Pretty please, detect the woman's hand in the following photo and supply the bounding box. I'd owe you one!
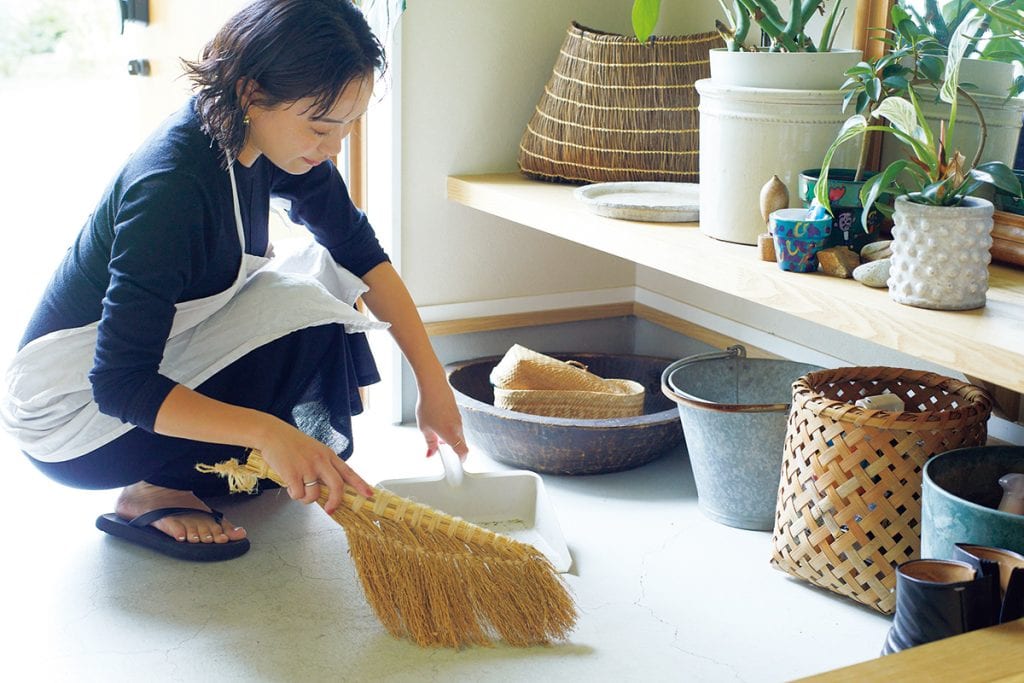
[416,373,469,460]
[254,420,375,513]
[154,384,373,515]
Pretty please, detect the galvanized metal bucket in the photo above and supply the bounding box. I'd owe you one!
[661,345,822,530]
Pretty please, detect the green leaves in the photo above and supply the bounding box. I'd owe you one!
[942,10,986,104]
[875,97,922,140]
[817,1,1023,219]
[631,0,661,43]
[974,161,1024,196]
[860,159,925,217]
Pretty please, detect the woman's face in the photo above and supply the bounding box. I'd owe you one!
[237,74,373,173]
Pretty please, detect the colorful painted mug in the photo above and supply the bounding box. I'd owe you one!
[769,208,832,273]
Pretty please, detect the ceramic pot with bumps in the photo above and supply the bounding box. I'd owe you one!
[888,195,995,310]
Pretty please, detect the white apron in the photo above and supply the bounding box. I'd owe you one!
[1,164,388,463]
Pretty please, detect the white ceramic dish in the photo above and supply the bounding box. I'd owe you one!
[574,181,700,222]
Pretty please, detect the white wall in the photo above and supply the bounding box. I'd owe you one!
[396,0,855,306]
[398,0,720,306]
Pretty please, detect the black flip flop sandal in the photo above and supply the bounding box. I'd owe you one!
[96,507,250,562]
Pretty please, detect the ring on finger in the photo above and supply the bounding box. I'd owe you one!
[304,479,320,487]
[451,438,464,448]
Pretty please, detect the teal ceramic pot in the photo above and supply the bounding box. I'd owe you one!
[799,168,882,252]
[995,169,1024,215]
[769,208,832,273]
[922,446,1024,560]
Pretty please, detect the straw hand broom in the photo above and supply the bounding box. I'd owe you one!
[197,449,577,648]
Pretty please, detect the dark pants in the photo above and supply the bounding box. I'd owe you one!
[29,324,379,497]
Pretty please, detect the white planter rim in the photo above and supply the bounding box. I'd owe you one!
[914,84,1024,110]
[896,194,994,215]
[908,56,1018,97]
[708,48,862,90]
[695,78,850,100]
[709,47,861,56]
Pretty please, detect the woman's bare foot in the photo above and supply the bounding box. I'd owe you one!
[115,482,247,544]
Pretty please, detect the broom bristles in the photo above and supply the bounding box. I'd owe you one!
[197,450,577,648]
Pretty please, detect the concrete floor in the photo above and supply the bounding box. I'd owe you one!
[2,414,892,682]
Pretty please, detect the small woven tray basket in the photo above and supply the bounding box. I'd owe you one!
[769,367,992,614]
[490,345,644,419]
[517,21,721,184]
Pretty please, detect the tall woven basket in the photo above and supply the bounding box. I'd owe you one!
[770,367,992,614]
[517,22,722,184]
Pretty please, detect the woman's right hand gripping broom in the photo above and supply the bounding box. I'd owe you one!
[155,384,373,515]
[253,420,374,514]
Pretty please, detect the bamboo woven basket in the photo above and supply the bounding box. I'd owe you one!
[517,22,722,184]
[770,367,992,614]
[490,345,645,419]
[494,385,645,419]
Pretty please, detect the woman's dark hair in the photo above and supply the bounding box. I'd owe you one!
[183,0,386,162]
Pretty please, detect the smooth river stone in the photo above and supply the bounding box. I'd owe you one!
[860,240,893,262]
[853,258,891,288]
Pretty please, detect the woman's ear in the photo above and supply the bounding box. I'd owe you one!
[236,78,259,111]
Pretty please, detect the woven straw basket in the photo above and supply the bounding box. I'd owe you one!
[517,22,722,184]
[490,345,645,419]
[770,367,992,614]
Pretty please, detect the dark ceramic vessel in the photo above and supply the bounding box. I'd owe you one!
[446,353,683,475]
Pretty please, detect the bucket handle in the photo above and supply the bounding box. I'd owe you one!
[661,344,746,398]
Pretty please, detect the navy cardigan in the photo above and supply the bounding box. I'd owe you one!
[20,98,388,432]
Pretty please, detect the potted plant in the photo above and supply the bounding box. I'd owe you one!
[632,0,859,88]
[906,0,1024,97]
[815,9,1022,310]
[798,6,943,250]
[978,0,1024,38]
[632,1,863,245]
[877,1,1024,169]
[971,0,1024,171]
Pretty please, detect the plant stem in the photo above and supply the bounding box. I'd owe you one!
[737,0,801,51]
[958,86,987,169]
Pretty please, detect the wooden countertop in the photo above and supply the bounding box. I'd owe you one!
[446,173,1024,393]
[793,618,1024,682]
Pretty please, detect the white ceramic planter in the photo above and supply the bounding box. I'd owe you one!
[957,58,1016,97]
[899,56,1016,97]
[696,79,858,244]
[880,88,1024,170]
[708,48,862,90]
[888,195,995,311]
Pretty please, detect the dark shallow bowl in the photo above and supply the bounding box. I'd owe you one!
[446,353,684,475]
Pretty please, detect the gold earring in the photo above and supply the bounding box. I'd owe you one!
[242,114,250,125]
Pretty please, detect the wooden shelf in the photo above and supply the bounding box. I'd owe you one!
[447,173,1024,393]
[794,618,1024,682]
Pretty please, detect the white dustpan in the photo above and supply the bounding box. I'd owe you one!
[377,447,572,573]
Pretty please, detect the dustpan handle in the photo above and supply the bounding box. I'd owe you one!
[438,444,465,488]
